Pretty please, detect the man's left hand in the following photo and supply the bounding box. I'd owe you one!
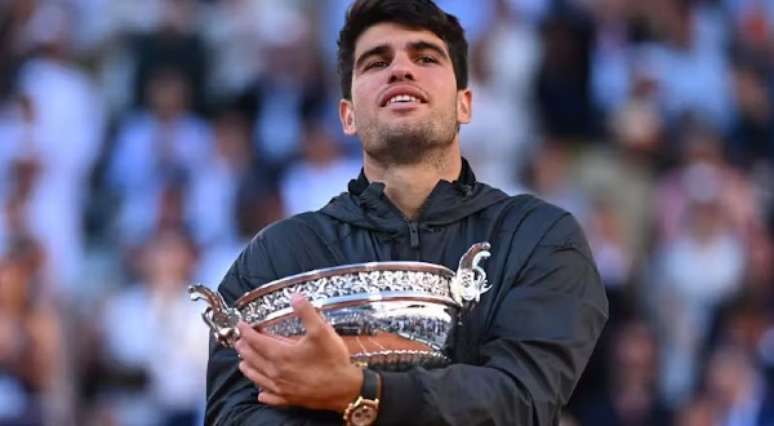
[235,294,363,412]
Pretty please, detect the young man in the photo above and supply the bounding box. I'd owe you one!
[205,1,608,424]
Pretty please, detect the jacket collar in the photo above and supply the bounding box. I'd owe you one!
[347,157,477,200]
[320,158,508,233]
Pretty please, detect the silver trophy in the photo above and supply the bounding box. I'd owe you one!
[190,242,492,371]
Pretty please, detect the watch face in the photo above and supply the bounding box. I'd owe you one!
[349,401,379,426]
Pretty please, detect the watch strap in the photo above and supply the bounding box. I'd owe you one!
[361,368,381,401]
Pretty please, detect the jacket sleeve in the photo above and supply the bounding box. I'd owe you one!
[375,214,609,425]
[204,236,340,426]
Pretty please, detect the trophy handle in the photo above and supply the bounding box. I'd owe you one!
[188,284,243,347]
[450,242,492,307]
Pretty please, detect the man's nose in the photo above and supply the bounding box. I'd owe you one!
[388,55,415,83]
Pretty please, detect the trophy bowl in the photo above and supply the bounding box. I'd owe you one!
[190,242,491,371]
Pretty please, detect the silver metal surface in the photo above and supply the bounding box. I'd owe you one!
[188,286,242,346]
[189,242,492,370]
[261,300,456,350]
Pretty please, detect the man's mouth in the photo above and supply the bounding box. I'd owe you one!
[379,87,428,107]
[386,94,421,105]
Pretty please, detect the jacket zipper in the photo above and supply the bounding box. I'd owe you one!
[408,221,420,249]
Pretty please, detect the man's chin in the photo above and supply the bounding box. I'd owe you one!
[365,130,451,165]
[381,114,424,130]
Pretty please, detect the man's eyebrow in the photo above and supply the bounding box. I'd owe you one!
[407,41,449,60]
[354,44,391,70]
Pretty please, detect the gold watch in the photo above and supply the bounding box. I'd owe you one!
[343,368,381,426]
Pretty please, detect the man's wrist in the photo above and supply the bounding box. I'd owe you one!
[343,368,382,426]
[335,364,365,413]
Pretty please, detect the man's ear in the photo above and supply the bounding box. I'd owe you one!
[456,88,472,125]
[339,99,357,135]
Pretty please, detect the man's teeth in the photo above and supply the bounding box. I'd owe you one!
[388,94,420,104]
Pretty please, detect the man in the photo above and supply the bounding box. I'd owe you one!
[205,0,608,424]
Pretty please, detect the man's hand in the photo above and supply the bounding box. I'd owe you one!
[235,294,363,413]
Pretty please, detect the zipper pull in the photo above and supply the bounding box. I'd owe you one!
[408,222,420,248]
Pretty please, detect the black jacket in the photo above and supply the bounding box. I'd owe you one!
[206,161,609,425]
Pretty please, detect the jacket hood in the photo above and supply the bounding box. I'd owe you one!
[320,158,510,235]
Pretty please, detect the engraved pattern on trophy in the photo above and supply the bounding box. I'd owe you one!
[190,243,492,370]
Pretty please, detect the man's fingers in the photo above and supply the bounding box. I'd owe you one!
[234,335,271,372]
[258,391,290,407]
[238,361,280,395]
[290,294,328,338]
[257,330,295,345]
[237,322,289,358]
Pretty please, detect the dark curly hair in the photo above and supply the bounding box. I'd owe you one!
[336,0,469,100]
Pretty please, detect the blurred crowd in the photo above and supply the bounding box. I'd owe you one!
[0,0,773,425]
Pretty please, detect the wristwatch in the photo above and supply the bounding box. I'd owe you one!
[343,368,381,426]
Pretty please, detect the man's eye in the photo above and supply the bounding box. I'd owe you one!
[418,56,438,64]
[364,61,387,70]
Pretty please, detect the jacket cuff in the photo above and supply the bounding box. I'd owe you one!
[376,371,425,426]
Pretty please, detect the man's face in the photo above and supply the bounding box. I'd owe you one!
[339,23,471,165]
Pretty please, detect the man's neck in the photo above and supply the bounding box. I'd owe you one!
[362,144,462,221]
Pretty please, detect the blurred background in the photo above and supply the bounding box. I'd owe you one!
[0,0,773,425]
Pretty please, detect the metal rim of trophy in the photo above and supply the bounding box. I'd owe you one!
[234,261,458,309]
